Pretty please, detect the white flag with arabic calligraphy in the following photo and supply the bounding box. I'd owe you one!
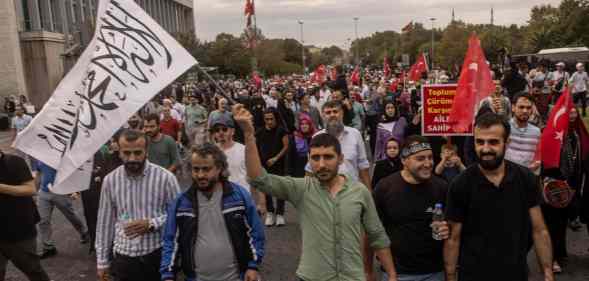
[14,0,197,193]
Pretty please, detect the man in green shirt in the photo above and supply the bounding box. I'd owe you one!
[184,95,208,147]
[233,104,398,281]
[143,114,179,173]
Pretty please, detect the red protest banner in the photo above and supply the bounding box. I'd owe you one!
[421,84,472,136]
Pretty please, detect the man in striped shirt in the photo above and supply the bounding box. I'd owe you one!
[505,92,541,173]
[95,129,181,281]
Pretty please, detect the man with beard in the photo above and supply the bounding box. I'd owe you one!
[96,129,181,281]
[306,100,371,189]
[373,135,450,281]
[143,114,179,173]
[160,143,265,281]
[505,92,541,172]
[210,114,252,194]
[444,112,553,281]
[234,104,398,281]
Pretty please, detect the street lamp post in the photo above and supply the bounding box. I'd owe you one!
[353,17,359,65]
[298,20,305,76]
[429,17,436,70]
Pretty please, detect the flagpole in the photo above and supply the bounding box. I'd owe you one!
[251,0,258,73]
[195,63,236,105]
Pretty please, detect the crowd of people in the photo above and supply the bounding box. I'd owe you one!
[1,60,589,281]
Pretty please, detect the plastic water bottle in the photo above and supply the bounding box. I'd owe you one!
[432,203,444,241]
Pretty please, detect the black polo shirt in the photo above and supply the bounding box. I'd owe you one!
[0,153,39,241]
[446,161,541,281]
[373,172,448,274]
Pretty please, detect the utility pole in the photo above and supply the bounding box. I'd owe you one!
[429,17,436,70]
[298,20,305,76]
[353,17,359,65]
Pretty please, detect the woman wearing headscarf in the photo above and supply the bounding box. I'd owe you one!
[542,107,589,273]
[372,136,402,188]
[373,100,407,162]
[288,114,316,178]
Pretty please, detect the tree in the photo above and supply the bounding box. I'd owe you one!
[208,33,251,76]
[436,21,470,70]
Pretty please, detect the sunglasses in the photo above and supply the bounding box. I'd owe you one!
[210,127,229,133]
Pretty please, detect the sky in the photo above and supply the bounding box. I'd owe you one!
[192,0,563,48]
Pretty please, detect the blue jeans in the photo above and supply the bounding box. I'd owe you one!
[382,271,444,281]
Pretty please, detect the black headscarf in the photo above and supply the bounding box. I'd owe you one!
[381,100,399,123]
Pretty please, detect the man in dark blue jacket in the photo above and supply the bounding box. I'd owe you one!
[161,143,264,281]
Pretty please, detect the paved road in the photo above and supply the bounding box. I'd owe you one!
[2,128,589,281]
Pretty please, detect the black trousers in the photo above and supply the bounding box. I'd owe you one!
[573,91,587,115]
[112,249,162,281]
[541,205,568,262]
[0,238,50,281]
[81,182,101,250]
[266,194,285,215]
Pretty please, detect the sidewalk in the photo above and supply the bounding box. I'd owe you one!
[0,129,15,153]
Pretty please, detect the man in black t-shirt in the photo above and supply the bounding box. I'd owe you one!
[0,150,50,281]
[374,135,449,281]
[444,113,554,281]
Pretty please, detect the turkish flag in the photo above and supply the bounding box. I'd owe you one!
[351,66,360,85]
[538,87,575,169]
[408,53,428,82]
[448,34,494,133]
[383,56,391,79]
[311,65,326,83]
[244,0,254,15]
[252,71,262,89]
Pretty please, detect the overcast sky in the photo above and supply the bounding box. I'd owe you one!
[192,0,562,48]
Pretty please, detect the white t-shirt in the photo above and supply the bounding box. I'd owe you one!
[224,142,250,193]
[570,71,589,93]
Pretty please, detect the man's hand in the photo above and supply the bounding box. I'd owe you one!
[70,192,80,200]
[412,111,421,125]
[544,271,554,281]
[529,160,541,171]
[266,157,277,167]
[97,268,110,281]
[232,104,255,136]
[244,269,259,281]
[123,219,151,238]
[430,221,450,240]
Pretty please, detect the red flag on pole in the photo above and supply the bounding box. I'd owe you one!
[351,66,360,85]
[311,65,327,83]
[448,34,494,133]
[408,53,428,82]
[383,56,391,79]
[252,71,262,89]
[245,0,255,28]
[537,87,574,169]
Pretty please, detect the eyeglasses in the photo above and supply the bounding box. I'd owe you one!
[210,127,229,133]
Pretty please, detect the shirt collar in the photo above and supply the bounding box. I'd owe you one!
[475,161,516,188]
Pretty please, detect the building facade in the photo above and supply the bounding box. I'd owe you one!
[1,0,194,109]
